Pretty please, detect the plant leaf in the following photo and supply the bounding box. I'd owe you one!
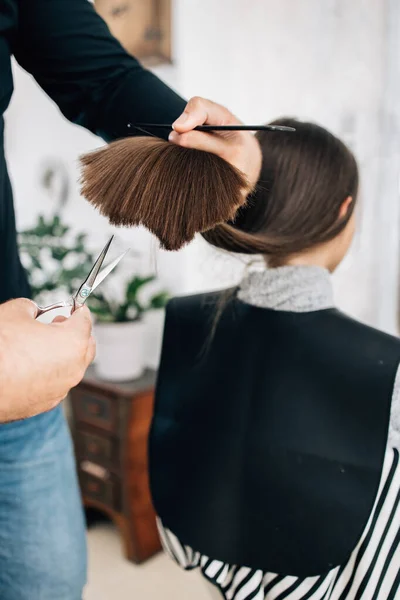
[149,291,169,310]
[126,275,155,302]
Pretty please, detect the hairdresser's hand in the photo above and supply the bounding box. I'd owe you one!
[0,299,96,422]
[169,97,262,193]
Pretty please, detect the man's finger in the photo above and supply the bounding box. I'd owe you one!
[52,315,68,324]
[172,97,209,132]
[172,97,240,133]
[168,129,234,161]
[62,305,93,338]
[1,298,38,320]
[85,335,96,367]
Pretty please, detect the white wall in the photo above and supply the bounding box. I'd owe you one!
[173,0,397,331]
[5,0,400,331]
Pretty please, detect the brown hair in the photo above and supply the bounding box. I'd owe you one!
[202,118,359,263]
[80,137,249,251]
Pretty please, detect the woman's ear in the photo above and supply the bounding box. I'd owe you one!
[338,195,353,219]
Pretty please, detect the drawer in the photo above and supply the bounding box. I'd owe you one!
[71,390,119,433]
[77,430,118,466]
[80,470,120,512]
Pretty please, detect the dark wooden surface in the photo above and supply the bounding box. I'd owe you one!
[69,367,161,563]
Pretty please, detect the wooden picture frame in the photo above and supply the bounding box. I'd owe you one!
[94,0,172,66]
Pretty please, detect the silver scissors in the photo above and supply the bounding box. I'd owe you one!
[35,235,128,319]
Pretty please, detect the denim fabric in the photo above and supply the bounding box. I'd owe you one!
[0,405,86,600]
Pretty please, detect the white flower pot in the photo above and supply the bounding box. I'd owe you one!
[94,321,145,382]
[143,309,166,370]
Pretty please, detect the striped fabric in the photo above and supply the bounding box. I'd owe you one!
[158,447,400,600]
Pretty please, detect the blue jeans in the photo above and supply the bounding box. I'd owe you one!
[0,406,87,600]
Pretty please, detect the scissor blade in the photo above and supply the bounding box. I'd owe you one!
[85,235,114,289]
[91,249,130,293]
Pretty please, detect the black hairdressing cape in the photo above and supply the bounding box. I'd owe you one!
[149,291,400,577]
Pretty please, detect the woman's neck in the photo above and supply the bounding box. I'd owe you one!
[264,248,337,273]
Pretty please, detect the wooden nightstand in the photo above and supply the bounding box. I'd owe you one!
[69,367,161,563]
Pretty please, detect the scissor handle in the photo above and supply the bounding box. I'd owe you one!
[35,300,73,319]
[35,295,90,319]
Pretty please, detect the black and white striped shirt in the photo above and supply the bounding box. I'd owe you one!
[158,267,400,600]
[158,447,400,600]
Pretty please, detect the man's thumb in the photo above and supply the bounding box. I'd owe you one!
[62,306,93,337]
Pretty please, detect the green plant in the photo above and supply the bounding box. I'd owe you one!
[18,214,95,303]
[148,291,170,310]
[19,213,170,321]
[89,275,169,323]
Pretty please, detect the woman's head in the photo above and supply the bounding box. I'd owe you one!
[202,118,359,271]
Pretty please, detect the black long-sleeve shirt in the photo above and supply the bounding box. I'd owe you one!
[0,0,186,303]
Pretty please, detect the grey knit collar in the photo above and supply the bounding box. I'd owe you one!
[238,265,334,312]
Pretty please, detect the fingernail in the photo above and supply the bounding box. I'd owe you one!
[172,112,189,128]
[168,131,179,142]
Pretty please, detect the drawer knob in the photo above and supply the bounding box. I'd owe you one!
[87,481,100,493]
[88,441,99,454]
[81,460,110,481]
